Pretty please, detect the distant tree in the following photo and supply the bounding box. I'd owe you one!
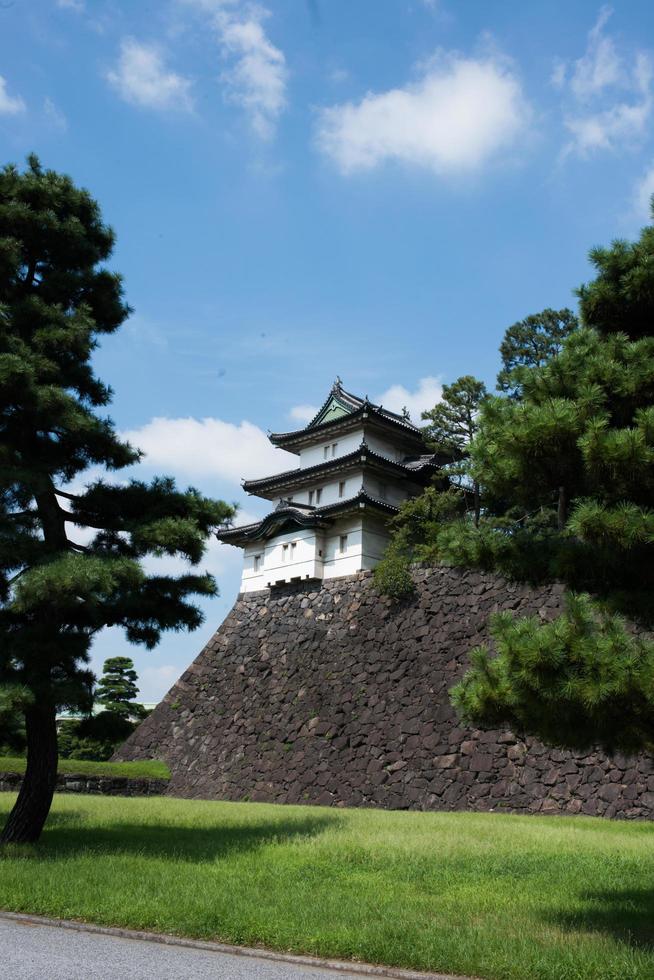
[0,685,28,755]
[96,656,145,719]
[58,710,135,761]
[497,308,578,396]
[0,156,234,843]
[421,375,488,524]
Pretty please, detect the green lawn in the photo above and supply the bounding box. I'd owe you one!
[0,795,652,980]
[0,756,169,780]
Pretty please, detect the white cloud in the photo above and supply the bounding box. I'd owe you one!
[182,0,288,139]
[557,9,653,158]
[375,377,442,423]
[569,5,621,101]
[550,59,567,89]
[106,38,194,112]
[43,97,67,132]
[57,0,85,10]
[139,663,180,701]
[121,416,292,484]
[633,161,654,221]
[0,76,26,115]
[289,404,318,424]
[316,52,530,176]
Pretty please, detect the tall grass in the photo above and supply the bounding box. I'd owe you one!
[0,795,652,980]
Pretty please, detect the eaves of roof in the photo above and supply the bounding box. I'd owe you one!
[242,443,437,496]
[269,402,422,450]
[215,490,399,545]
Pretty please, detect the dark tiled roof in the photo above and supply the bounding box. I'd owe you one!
[242,442,437,495]
[269,381,422,447]
[216,490,399,545]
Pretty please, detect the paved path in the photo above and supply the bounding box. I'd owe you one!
[0,916,365,979]
[0,915,457,980]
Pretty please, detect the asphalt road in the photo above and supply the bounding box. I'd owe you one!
[0,917,367,980]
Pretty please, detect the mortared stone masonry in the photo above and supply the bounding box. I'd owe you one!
[115,566,654,819]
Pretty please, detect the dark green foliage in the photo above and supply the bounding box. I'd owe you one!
[421,375,487,527]
[372,542,414,599]
[421,375,488,459]
[58,711,136,761]
[0,685,28,754]
[497,308,578,396]
[454,329,654,611]
[96,656,145,719]
[578,203,654,340]
[376,212,654,752]
[0,156,234,841]
[451,594,654,754]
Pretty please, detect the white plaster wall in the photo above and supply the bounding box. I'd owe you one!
[273,470,365,509]
[241,541,266,593]
[361,519,392,568]
[322,516,364,580]
[240,512,392,592]
[299,428,364,468]
[365,431,407,462]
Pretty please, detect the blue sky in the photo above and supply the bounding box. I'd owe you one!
[3,0,654,699]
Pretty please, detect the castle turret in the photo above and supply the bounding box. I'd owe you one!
[217,379,440,592]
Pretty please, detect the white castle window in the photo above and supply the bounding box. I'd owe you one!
[340,534,348,554]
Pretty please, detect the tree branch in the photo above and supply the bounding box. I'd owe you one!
[54,489,82,501]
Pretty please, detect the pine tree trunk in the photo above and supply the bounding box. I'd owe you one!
[0,703,58,844]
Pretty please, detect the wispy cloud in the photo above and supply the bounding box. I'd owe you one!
[633,161,654,221]
[106,38,194,112]
[121,415,292,484]
[316,51,530,176]
[556,7,653,158]
[375,377,442,422]
[0,76,26,115]
[43,97,67,132]
[289,404,318,424]
[56,0,85,10]
[181,0,288,139]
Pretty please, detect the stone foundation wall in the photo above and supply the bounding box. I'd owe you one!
[116,566,654,820]
[0,771,168,797]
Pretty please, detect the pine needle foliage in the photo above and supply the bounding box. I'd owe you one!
[379,202,654,752]
[0,156,234,842]
[451,594,654,754]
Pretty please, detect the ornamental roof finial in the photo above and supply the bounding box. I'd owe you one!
[332,375,343,391]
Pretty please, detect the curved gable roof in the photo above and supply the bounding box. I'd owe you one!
[270,380,422,449]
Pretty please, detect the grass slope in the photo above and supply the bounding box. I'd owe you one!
[0,795,652,980]
[0,757,169,780]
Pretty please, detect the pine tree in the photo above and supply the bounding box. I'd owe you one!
[0,157,233,842]
[421,375,487,524]
[95,656,145,719]
[449,211,654,750]
[496,307,578,396]
[451,594,654,754]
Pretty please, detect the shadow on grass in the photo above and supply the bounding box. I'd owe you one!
[14,813,340,864]
[547,889,654,951]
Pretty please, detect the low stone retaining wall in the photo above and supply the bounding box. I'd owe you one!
[0,772,168,797]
